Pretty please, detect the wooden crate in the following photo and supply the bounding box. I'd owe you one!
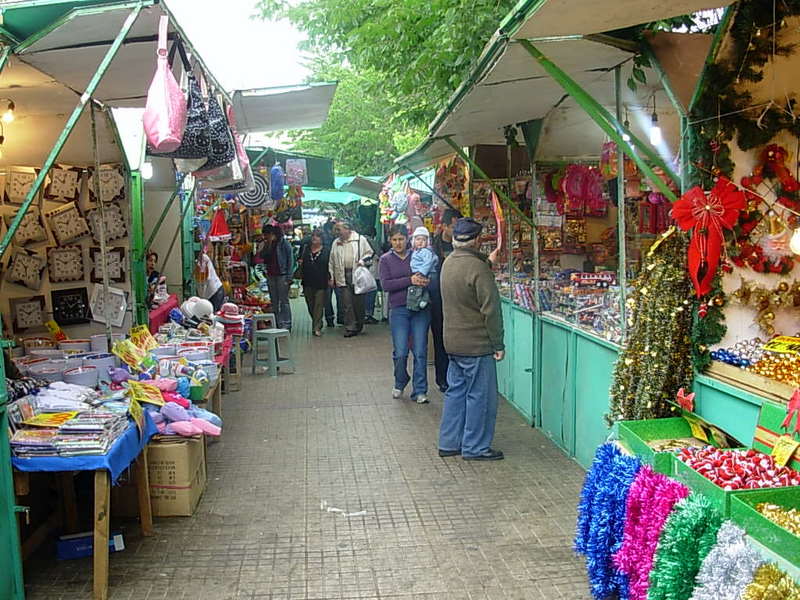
[705,361,794,404]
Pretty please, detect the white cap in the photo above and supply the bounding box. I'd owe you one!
[412,226,430,238]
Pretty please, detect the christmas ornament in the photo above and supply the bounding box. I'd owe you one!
[730,278,800,336]
[648,493,723,600]
[673,178,746,297]
[676,447,800,490]
[207,208,231,242]
[756,503,800,537]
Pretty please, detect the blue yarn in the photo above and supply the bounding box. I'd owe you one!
[575,443,642,600]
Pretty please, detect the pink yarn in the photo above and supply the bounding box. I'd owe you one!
[613,466,689,600]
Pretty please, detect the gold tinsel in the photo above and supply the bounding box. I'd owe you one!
[743,563,800,600]
[756,503,800,537]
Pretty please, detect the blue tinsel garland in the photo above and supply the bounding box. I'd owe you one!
[575,443,642,600]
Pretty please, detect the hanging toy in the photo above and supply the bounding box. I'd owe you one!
[270,162,285,201]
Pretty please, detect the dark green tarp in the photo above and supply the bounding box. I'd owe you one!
[246,147,335,190]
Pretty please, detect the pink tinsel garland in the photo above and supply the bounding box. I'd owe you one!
[613,466,689,600]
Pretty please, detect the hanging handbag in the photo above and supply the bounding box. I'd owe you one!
[151,40,210,165]
[198,93,236,171]
[143,16,187,153]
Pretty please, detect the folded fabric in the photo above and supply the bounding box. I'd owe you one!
[176,377,191,398]
[156,421,167,434]
[189,406,222,427]
[161,402,191,422]
[140,378,177,392]
[165,420,203,436]
[190,418,221,436]
[162,391,190,408]
[148,410,165,424]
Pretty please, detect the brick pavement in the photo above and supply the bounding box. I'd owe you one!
[23,301,591,599]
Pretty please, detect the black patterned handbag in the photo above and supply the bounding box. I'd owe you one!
[198,93,236,170]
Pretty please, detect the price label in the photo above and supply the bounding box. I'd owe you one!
[763,336,800,355]
[771,434,800,467]
[130,325,158,351]
[128,396,144,440]
[686,416,710,443]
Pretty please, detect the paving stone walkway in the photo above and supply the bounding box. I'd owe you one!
[24,300,591,599]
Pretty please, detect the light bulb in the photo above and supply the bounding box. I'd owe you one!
[141,161,153,180]
[622,132,631,143]
[790,228,800,255]
[649,112,662,146]
[2,110,13,123]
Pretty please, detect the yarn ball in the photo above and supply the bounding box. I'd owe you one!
[742,563,800,600]
[575,443,641,600]
[613,466,689,600]
[690,521,764,600]
[648,493,722,600]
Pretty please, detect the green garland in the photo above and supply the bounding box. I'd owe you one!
[648,493,723,600]
[691,274,727,372]
[607,232,694,423]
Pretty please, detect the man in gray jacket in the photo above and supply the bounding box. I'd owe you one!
[438,218,505,461]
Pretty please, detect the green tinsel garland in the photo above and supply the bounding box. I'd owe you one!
[691,275,727,373]
[607,232,694,424]
[647,493,723,600]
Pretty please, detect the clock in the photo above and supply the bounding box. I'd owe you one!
[46,202,90,245]
[87,165,125,204]
[48,246,84,283]
[51,287,90,326]
[4,167,39,205]
[90,247,126,283]
[89,285,127,327]
[87,201,127,242]
[6,250,46,290]
[10,296,46,333]
[44,165,82,202]
[5,207,48,246]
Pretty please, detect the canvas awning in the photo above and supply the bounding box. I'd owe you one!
[233,83,337,134]
[339,176,383,199]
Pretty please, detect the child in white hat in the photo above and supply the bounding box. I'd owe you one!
[407,226,438,311]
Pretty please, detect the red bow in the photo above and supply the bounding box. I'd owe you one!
[672,178,746,297]
[782,388,800,434]
[676,387,695,412]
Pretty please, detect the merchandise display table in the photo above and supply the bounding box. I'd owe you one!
[12,415,158,600]
[148,295,179,334]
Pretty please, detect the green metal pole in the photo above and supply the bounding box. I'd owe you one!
[144,173,187,251]
[399,164,459,213]
[517,39,679,202]
[443,137,538,230]
[130,171,148,325]
[180,187,196,298]
[688,5,734,114]
[2,408,23,600]
[615,66,627,341]
[0,4,143,260]
[0,45,12,76]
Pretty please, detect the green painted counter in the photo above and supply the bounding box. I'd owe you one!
[0,407,24,599]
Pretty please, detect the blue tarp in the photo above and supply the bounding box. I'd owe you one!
[12,412,158,484]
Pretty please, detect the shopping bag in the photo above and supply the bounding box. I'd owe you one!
[353,265,377,295]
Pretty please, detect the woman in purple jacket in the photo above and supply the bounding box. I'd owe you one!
[379,224,432,404]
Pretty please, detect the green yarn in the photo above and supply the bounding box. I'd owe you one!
[648,493,723,600]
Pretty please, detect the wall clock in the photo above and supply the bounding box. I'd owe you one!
[90,247,126,283]
[10,295,46,334]
[46,202,91,245]
[44,165,82,202]
[5,207,48,246]
[87,165,125,204]
[89,285,127,328]
[4,167,40,205]
[48,245,85,283]
[6,250,46,290]
[87,201,127,242]
[51,287,91,326]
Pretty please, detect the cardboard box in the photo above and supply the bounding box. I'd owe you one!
[111,435,207,518]
[147,435,207,517]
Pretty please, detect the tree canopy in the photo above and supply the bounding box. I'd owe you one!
[256,0,516,173]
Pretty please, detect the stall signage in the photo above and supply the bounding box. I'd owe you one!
[763,336,800,355]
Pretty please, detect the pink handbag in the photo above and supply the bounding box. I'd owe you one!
[143,16,187,153]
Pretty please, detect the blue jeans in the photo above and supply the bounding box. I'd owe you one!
[438,354,498,457]
[389,306,431,398]
[365,290,377,319]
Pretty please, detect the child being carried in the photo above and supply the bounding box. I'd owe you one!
[407,226,438,311]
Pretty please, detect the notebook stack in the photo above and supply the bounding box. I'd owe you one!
[54,412,129,456]
[10,428,59,457]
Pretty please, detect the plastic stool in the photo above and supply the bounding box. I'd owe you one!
[250,313,277,347]
[252,328,294,377]
[223,335,242,393]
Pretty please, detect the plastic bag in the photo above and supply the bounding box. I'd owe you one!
[353,265,377,295]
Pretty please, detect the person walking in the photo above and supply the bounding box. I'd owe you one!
[259,225,294,330]
[298,229,330,337]
[329,220,374,338]
[438,218,505,460]
[430,209,461,392]
[321,219,338,327]
[379,224,432,404]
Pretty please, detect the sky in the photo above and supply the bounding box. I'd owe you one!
[165,0,310,92]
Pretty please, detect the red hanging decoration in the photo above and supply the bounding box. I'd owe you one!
[673,178,746,297]
[208,208,231,242]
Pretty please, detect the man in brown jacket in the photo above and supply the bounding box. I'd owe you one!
[438,218,505,461]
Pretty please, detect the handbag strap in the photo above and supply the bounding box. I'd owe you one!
[167,38,192,73]
[157,15,169,58]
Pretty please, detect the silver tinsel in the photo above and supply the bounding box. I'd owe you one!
[689,521,764,600]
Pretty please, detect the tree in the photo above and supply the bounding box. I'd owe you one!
[256,0,516,124]
[285,58,427,175]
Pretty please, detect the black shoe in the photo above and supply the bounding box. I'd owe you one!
[463,449,504,461]
[365,316,379,325]
[438,385,448,393]
[344,331,358,338]
[438,449,460,457]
